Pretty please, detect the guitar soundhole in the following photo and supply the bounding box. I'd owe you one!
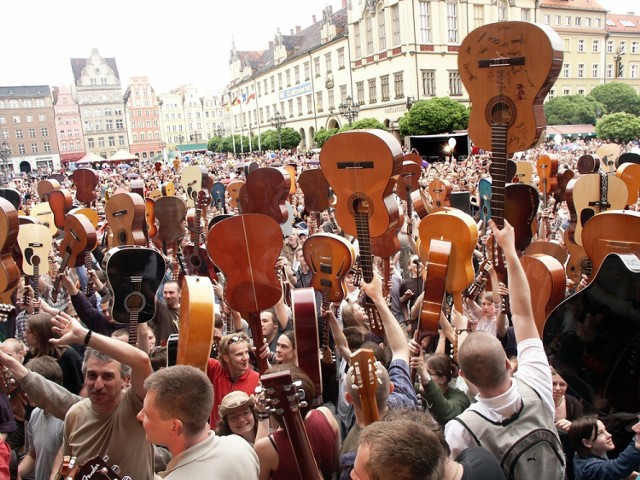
[124,291,145,314]
[190,255,201,267]
[486,97,516,128]
[118,230,127,245]
[349,194,372,218]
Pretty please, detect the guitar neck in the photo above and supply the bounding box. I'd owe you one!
[248,312,269,373]
[281,414,322,480]
[51,253,71,303]
[490,124,509,279]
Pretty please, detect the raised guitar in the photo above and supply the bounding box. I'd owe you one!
[537,154,559,208]
[105,192,147,247]
[239,167,291,224]
[181,190,217,281]
[17,223,52,311]
[70,168,99,206]
[181,165,209,207]
[349,348,381,426]
[0,197,20,295]
[292,287,322,406]
[48,189,74,229]
[177,275,215,372]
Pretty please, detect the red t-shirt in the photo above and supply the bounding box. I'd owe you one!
[0,438,9,479]
[206,358,260,425]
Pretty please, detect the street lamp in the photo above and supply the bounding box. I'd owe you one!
[0,141,11,184]
[190,132,202,144]
[178,135,185,145]
[215,124,225,137]
[248,123,253,153]
[338,95,359,127]
[613,48,624,79]
[270,111,287,151]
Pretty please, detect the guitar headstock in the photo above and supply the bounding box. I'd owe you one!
[0,303,15,323]
[57,455,78,480]
[349,348,381,425]
[74,456,123,480]
[196,189,211,210]
[258,370,307,418]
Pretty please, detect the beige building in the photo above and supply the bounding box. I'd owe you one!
[225,0,639,150]
[0,85,61,174]
[71,48,130,159]
[158,90,187,145]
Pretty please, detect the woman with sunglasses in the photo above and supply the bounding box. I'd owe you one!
[569,415,640,480]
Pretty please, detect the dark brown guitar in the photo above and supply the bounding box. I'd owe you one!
[240,167,291,224]
[292,287,322,406]
[0,197,20,295]
[70,168,99,206]
[105,192,147,247]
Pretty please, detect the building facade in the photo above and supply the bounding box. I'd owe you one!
[54,85,85,164]
[70,48,129,159]
[0,85,61,174]
[123,76,163,160]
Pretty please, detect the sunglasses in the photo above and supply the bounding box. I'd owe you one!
[412,259,422,266]
[227,334,248,345]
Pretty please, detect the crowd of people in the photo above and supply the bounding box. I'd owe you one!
[0,134,637,479]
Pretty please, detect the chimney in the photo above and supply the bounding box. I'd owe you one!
[342,0,347,7]
[312,15,316,23]
[296,25,301,34]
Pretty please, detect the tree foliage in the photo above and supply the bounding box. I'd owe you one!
[314,128,339,148]
[257,127,301,151]
[544,95,604,125]
[595,112,640,144]
[588,82,640,116]
[339,117,387,132]
[398,97,469,136]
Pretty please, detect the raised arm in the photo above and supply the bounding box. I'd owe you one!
[50,312,152,400]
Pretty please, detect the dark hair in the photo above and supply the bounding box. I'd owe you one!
[25,355,63,385]
[26,313,66,359]
[149,346,167,371]
[382,408,450,455]
[343,327,365,351]
[426,354,455,383]
[216,407,259,440]
[569,415,600,458]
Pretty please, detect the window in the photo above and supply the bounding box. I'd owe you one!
[340,85,348,104]
[22,99,32,108]
[327,89,335,111]
[607,63,613,78]
[278,73,283,90]
[378,6,387,50]
[12,116,20,124]
[15,130,23,139]
[563,63,570,78]
[586,17,591,27]
[449,71,462,96]
[338,48,345,69]
[521,8,531,22]
[592,39,600,53]
[116,119,123,129]
[578,88,585,95]
[577,64,585,78]
[294,65,300,83]
[446,1,458,43]
[18,144,25,154]
[314,57,321,77]
[31,143,38,154]
[497,0,507,22]
[354,21,362,58]
[306,94,312,114]
[563,88,570,96]
[44,142,51,152]
[368,78,377,103]
[565,16,571,26]
[356,81,365,105]
[555,16,561,26]
[543,14,550,25]
[632,42,639,54]
[286,70,291,87]
[574,17,581,27]
[271,76,276,91]
[592,63,599,78]
[41,127,48,137]
[304,62,310,80]
[473,4,484,29]
[631,64,638,79]
[366,13,374,55]
[98,138,105,148]
[288,99,294,116]
[419,1,431,43]
[88,138,95,149]
[578,39,585,52]
[325,53,332,73]
[317,91,323,112]
[381,75,390,101]
[0,117,5,125]
[109,136,116,147]
[607,40,613,53]
[391,5,401,46]
[394,72,404,98]
[28,128,36,138]
[422,70,436,96]
[119,136,126,146]
[620,41,626,54]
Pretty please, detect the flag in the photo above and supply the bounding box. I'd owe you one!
[231,97,241,106]
[246,92,256,104]
[240,93,247,103]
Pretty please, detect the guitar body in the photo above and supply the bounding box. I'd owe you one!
[419,238,451,335]
[68,207,99,228]
[596,143,621,170]
[581,210,640,278]
[29,202,57,236]
[428,179,452,209]
[48,189,74,229]
[458,21,563,153]
[349,348,380,425]
[544,252,640,413]
[566,173,628,245]
[577,154,601,175]
[144,197,157,238]
[0,189,21,211]
[227,180,245,211]
[71,168,99,205]
[177,275,215,372]
[514,160,534,185]
[17,224,52,276]
[417,208,478,293]
[181,191,217,281]
[615,162,640,205]
[478,177,492,225]
[505,183,539,251]
[211,181,227,213]
[298,169,332,213]
[524,240,568,267]
[564,230,592,285]
[105,193,147,247]
[292,287,322,405]
[0,198,20,294]
[240,167,290,224]
[154,196,187,244]
[520,253,566,335]
[58,214,97,269]
[75,455,123,480]
[319,129,403,239]
[411,189,430,219]
[105,246,166,324]
[554,167,575,206]
[181,165,209,207]
[537,154,559,198]
[36,179,60,201]
[161,182,176,197]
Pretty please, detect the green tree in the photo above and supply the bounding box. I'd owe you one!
[259,130,279,150]
[595,112,640,144]
[398,97,469,136]
[588,82,640,116]
[207,136,224,152]
[544,95,604,125]
[339,117,387,132]
[314,128,339,148]
[279,127,302,150]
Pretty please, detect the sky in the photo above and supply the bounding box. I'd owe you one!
[0,0,637,96]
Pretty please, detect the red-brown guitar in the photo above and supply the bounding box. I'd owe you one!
[292,287,322,406]
[105,192,147,247]
[0,198,19,295]
[240,167,291,224]
[70,168,99,206]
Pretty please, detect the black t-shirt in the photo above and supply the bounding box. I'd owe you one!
[457,446,504,480]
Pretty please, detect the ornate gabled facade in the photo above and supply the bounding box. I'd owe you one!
[53,85,85,164]
[71,48,129,159]
[0,85,61,174]
[123,76,163,160]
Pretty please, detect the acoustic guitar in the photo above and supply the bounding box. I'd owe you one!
[49,189,74,229]
[73,455,123,480]
[181,165,209,207]
[418,238,451,336]
[36,179,60,202]
[320,130,403,337]
[615,162,640,205]
[182,190,217,282]
[105,192,147,247]
[177,275,215,372]
[207,213,283,373]
[71,168,99,206]
[544,252,640,413]
[17,223,52,311]
[0,197,20,295]
[104,246,166,343]
[292,287,322,406]
[239,167,290,224]
[0,188,21,211]
[596,143,621,170]
[259,370,323,480]
[397,160,422,234]
[428,178,452,210]
[513,160,534,185]
[520,253,566,335]
[211,181,227,214]
[537,154,559,208]
[349,348,381,426]
[226,180,245,212]
[29,202,57,237]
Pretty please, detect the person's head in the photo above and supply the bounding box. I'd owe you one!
[162,281,181,309]
[381,408,450,456]
[260,308,279,341]
[216,391,258,443]
[285,230,299,247]
[0,338,27,362]
[342,303,368,329]
[219,333,251,377]
[149,346,167,371]
[298,230,308,243]
[82,347,131,414]
[426,354,454,391]
[110,328,130,343]
[343,327,366,351]
[569,415,614,458]
[353,419,445,480]
[100,293,113,322]
[275,331,296,364]
[480,292,496,317]
[457,331,510,394]
[26,312,64,357]
[25,355,63,385]
[550,366,568,404]
[409,255,423,277]
[295,247,307,271]
[138,365,213,448]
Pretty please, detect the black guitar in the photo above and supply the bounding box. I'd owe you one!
[543,252,640,414]
[104,246,166,344]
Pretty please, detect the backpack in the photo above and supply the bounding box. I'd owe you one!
[453,379,565,480]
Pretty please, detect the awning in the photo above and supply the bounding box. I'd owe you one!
[546,124,596,137]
